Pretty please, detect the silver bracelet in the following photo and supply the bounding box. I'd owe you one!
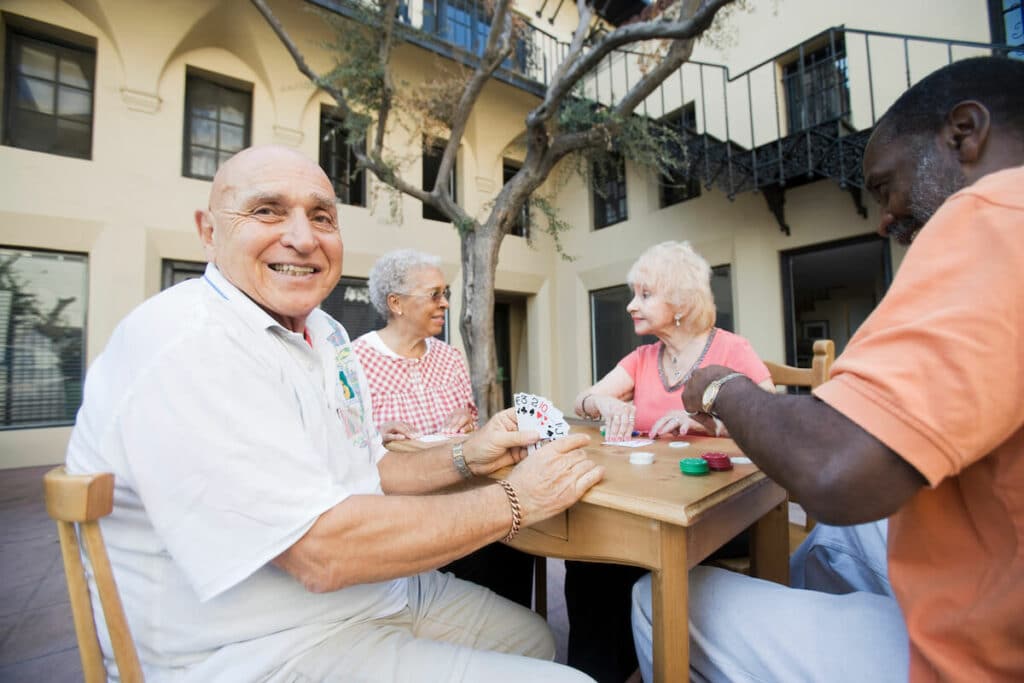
[452,442,472,479]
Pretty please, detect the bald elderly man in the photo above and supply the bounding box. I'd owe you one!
[66,145,603,682]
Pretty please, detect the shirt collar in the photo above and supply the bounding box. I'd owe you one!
[202,263,310,338]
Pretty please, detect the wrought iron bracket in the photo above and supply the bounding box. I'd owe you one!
[846,185,868,219]
[762,184,791,236]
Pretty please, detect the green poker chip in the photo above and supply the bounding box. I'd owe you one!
[679,458,710,476]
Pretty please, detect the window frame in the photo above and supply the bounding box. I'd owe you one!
[658,103,702,208]
[989,0,1024,57]
[161,259,206,289]
[181,67,252,180]
[2,22,96,159]
[781,33,850,134]
[592,152,628,230]
[319,105,366,207]
[0,245,89,430]
[502,159,530,238]
[422,138,457,222]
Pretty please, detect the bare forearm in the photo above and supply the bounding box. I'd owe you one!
[377,445,464,494]
[275,485,512,592]
[711,380,925,524]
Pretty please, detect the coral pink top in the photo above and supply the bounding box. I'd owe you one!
[618,328,770,433]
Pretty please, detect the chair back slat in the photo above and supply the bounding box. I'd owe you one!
[766,339,835,391]
[44,466,145,682]
[763,339,836,531]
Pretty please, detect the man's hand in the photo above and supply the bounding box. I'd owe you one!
[379,421,419,443]
[461,408,539,475]
[681,365,736,434]
[504,434,604,527]
[442,406,476,434]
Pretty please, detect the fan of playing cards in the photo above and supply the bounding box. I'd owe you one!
[513,392,571,454]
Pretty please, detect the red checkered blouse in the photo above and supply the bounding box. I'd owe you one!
[353,332,479,435]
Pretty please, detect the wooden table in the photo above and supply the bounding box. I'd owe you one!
[505,424,788,683]
[387,424,789,682]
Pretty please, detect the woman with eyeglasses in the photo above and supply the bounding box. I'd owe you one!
[354,249,477,443]
[353,248,535,608]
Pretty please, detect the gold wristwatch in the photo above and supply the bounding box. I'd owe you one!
[700,372,745,416]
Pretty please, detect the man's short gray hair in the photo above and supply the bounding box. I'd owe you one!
[368,249,442,317]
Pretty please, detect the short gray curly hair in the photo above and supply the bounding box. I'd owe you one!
[368,249,442,317]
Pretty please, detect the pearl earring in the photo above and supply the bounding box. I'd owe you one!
[674,313,682,327]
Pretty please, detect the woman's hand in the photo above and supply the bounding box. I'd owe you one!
[379,421,419,443]
[442,406,476,434]
[648,411,701,439]
[590,395,636,442]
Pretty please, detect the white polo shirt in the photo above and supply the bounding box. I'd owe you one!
[66,264,406,682]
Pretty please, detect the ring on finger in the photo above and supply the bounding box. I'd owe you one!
[684,410,700,417]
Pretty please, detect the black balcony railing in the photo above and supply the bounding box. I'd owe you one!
[312,1,1012,232]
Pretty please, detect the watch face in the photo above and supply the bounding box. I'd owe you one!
[701,382,718,413]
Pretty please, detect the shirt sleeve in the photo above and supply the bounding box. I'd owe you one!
[813,188,1024,486]
[116,324,361,602]
[617,346,643,381]
[720,334,772,384]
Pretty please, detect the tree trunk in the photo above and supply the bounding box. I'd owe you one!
[459,227,504,419]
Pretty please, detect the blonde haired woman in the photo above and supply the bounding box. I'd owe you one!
[575,240,774,440]
[566,241,773,681]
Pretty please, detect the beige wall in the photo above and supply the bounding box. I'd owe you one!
[0,0,988,466]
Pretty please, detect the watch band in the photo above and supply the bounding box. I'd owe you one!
[452,442,472,479]
[701,372,745,416]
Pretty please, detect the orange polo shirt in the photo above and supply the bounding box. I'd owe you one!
[814,165,1024,681]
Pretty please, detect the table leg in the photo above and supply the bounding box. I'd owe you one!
[651,524,688,683]
[750,500,789,585]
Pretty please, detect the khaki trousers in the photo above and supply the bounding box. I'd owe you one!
[270,569,595,682]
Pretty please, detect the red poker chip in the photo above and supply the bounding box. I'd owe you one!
[701,452,733,471]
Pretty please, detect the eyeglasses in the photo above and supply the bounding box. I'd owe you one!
[398,286,451,303]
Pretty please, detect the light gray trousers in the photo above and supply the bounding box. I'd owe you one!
[631,520,908,682]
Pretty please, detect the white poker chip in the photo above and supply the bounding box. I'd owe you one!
[668,441,689,449]
[629,451,655,465]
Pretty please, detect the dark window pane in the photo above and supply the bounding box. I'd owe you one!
[219,122,245,152]
[503,161,529,238]
[593,154,627,229]
[422,139,456,221]
[0,247,88,429]
[183,73,251,178]
[783,35,850,133]
[56,118,90,158]
[590,284,655,382]
[190,147,218,178]
[319,107,366,206]
[57,86,90,120]
[58,57,91,88]
[161,260,206,289]
[190,117,216,147]
[320,277,387,340]
[710,265,733,332]
[4,29,95,159]
[18,43,55,79]
[16,77,55,114]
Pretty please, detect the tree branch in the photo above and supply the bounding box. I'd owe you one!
[250,0,438,206]
[529,0,734,125]
[432,0,516,223]
[375,0,400,154]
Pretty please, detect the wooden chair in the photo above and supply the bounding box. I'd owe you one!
[764,338,836,531]
[44,466,144,683]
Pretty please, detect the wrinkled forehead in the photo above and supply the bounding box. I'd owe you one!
[211,147,334,210]
[402,265,446,290]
